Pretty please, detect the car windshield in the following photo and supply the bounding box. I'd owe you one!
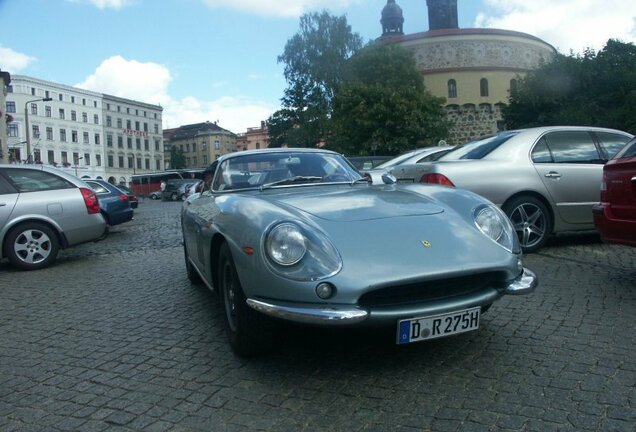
[439,132,519,160]
[211,151,363,192]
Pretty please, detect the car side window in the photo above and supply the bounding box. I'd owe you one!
[3,169,74,192]
[531,138,553,163]
[543,131,603,164]
[616,136,636,159]
[595,132,632,159]
[0,173,18,195]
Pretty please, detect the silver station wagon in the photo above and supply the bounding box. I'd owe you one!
[419,126,634,252]
[181,148,537,356]
[0,164,107,270]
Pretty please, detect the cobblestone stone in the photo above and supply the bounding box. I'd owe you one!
[1,199,635,431]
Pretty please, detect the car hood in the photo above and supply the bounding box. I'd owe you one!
[270,187,444,222]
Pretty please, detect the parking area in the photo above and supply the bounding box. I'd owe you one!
[1,199,635,431]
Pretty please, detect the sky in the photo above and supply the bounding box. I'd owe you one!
[1,0,636,134]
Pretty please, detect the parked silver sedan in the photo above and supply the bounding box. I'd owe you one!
[418,126,634,252]
[0,164,107,270]
[363,146,453,184]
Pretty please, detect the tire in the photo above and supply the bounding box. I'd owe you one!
[4,222,60,270]
[171,192,178,201]
[503,195,552,253]
[150,194,158,200]
[184,242,202,284]
[218,242,275,356]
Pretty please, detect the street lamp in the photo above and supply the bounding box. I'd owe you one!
[25,97,52,163]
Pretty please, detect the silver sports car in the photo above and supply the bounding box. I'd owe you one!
[181,148,537,356]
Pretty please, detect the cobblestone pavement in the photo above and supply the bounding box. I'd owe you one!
[1,199,635,432]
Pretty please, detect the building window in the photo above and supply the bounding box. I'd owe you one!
[58,94,63,101]
[107,134,113,147]
[82,112,88,123]
[46,127,53,140]
[71,96,75,103]
[136,138,141,150]
[510,79,519,96]
[95,134,101,145]
[82,98,86,106]
[448,79,457,98]
[136,158,142,169]
[61,151,68,164]
[73,152,80,165]
[106,116,112,127]
[127,137,132,149]
[145,158,150,170]
[72,130,78,143]
[84,153,91,165]
[96,155,101,166]
[30,103,38,115]
[154,124,159,134]
[31,87,35,96]
[48,150,55,164]
[6,101,16,113]
[60,129,67,142]
[126,120,132,129]
[118,136,123,148]
[108,155,114,167]
[83,132,89,144]
[156,159,161,170]
[214,140,220,150]
[144,140,149,151]
[203,155,208,165]
[117,118,122,128]
[32,125,40,139]
[143,122,148,132]
[135,121,140,131]
[71,110,77,121]
[45,106,51,117]
[128,156,134,169]
[45,90,50,98]
[480,78,489,97]
[8,124,18,137]
[118,156,124,167]
[59,108,65,119]
[94,114,99,124]
[155,139,160,151]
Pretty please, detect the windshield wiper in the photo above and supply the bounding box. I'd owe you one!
[260,176,323,190]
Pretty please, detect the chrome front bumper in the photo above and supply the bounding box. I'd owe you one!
[247,267,538,326]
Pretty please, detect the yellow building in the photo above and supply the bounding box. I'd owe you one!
[380,0,556,144]
[167,121,237,169]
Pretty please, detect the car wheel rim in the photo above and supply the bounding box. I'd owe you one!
[14,229,51,264]
[222,260,238,332]
[509,203,547,249]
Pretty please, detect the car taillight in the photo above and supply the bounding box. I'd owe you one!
[118,194,129,202]
[599,173,608,201]
[420,173,455,187]
[80,187,101,214]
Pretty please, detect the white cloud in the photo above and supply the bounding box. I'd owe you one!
[201,0,364,17]
[77,56,277,134]
[0,46,36,73]
[67,0,134,10]
[475,0,636,53]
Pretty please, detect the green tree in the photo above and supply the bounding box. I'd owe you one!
[169,146,186,169]
[504,39,636,133]
[268,11,363,148]
[330,44,450,155]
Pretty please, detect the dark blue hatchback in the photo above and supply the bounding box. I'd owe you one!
[84,179,134,226]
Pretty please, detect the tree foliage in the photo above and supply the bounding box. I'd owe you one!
[268,11,363,148]
[504,39,636,134]
[330,44,450,155]
[169,145,186,169]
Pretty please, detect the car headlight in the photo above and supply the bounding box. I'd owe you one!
[266,223,307,266]
[473,204,518,253]
[264,221,342,281]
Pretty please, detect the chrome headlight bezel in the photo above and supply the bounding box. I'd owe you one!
[263,221,343,281]
[473,204,519,253]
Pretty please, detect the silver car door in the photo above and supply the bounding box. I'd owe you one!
[532,131,604,225]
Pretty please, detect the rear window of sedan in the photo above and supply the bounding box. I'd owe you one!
[3,169,74,192]
[439,131,519,160]
[614,136,636,159]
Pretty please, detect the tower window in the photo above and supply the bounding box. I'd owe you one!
[480,78,489,97]
[447,79,457,98]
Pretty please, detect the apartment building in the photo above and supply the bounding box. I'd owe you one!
[167,121,237,169]
[4,75,163,184]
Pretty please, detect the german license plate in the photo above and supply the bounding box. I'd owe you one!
[397,307,480,344]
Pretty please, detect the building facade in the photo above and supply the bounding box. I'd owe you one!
[4,75,163,184]
[379,0,556,144]
[0,70,11,164]
[236,121,269,151]
[168,121,237,169]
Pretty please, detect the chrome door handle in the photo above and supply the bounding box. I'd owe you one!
[545,172,562,179]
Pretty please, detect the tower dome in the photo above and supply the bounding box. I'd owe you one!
[381,0,404,36]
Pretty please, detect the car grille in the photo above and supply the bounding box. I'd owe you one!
[358,272,507,308]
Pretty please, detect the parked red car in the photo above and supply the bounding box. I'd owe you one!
[593,136,636,247]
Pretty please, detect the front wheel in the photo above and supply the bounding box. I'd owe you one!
[218,242,275,356]
[4,222,60,270]
[503,196,552,253]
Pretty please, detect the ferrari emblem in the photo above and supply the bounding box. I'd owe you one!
[421,240,432,248]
